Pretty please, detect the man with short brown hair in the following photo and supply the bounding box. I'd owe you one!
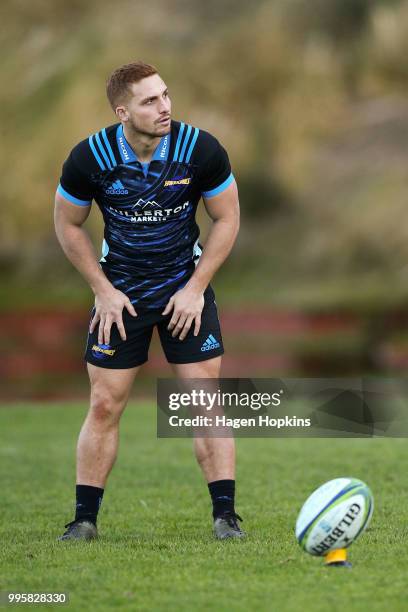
[54,61,242,541]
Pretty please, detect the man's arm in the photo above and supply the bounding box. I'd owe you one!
[162,180,240,340]
[54,193,137,344]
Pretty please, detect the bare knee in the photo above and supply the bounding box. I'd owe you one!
[89,387,127,427]
[86,364,137,429]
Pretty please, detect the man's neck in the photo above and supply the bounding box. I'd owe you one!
[122,123,161,163]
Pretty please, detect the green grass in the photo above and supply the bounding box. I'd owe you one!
[0,403,407,611]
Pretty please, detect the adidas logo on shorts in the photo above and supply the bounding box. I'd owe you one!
[200,334,220,352]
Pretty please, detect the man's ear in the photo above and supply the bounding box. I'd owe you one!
[115,106,128,122]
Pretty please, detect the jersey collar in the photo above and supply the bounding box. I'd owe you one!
[116,124,170,164]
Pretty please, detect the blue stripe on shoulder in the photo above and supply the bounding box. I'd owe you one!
[88,135,106,170]
[95,132,112,170]
[178,124,192,163]
[185,127,200,162]
[173,122,185,161]
[101,128,117,167]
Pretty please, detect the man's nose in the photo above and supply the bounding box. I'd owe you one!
[159,97,170,113]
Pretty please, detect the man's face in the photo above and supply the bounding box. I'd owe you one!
[117,74,172,137]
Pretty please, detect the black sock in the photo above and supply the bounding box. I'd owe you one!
[208,479,235,519]
[75,485,104,525]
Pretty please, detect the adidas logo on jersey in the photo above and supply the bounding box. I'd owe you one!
[200,334,220,352]
[106,179,128,195]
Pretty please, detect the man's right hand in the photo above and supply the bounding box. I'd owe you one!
[89,287,137,345]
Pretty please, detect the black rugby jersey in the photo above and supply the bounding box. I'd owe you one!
[57,120,234,308]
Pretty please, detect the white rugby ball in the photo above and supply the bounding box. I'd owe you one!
[295,477,373,556]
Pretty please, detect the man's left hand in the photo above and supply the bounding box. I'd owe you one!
[162,286,205,340]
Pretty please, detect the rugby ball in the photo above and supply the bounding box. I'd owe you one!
[295,477,373,556]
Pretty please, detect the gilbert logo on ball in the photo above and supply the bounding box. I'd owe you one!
[295,478,374,557]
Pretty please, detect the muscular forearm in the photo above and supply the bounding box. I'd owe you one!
[186,217,239,293]
[55,216,136,344]
[56,223,112,295]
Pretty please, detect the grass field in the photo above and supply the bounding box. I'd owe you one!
[0,403,407,612]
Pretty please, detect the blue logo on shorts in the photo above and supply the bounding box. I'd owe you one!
[200,334,220,352]
[91,343,116,359]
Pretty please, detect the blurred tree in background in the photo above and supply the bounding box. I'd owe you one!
[1,0,408,310]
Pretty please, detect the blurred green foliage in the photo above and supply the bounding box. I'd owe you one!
[2,0,408,309]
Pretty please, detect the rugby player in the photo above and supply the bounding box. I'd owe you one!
[54,61,242,541]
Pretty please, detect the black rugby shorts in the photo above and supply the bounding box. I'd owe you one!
[84,286,224,368]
